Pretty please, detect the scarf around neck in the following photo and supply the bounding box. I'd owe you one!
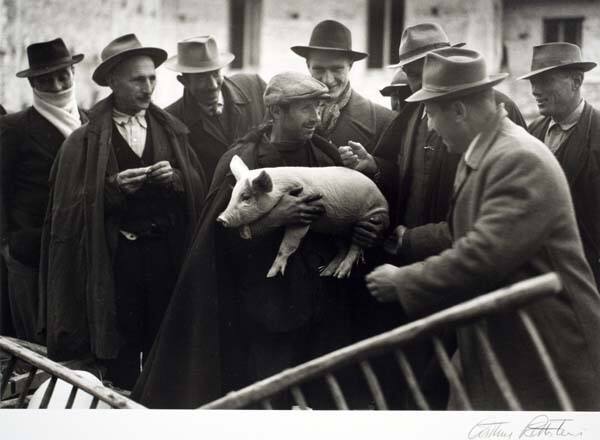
[319,82,352,136]
[33,86,82,138]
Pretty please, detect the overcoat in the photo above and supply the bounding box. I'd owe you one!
[387,107,600,410]
[321,89,394,152]
[166,74,266,183]
[38,96,206,361]
[528,102,600,288]
[132,127,344,408]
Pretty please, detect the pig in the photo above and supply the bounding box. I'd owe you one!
[217,155,389,278]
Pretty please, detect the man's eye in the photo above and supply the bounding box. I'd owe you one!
[240,193,251,201]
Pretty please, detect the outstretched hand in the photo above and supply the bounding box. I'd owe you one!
[338,141,378,175]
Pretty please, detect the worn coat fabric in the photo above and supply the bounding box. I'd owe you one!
[132,127,344,408]
[0,106,87,337]
[38,96,206,361]
[528,102,600,288]
[319,89,394,152]
[373,90,526,261]
[166,74,266,183]
[388,107,600,410]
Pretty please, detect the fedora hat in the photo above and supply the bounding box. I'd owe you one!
[518,42,597,80]
[387,22,464,69]
[16,38,83,78]
[164,35,235,73]
[93,34,167,86]
[380,70,410,96]
[291,20,368,61]
[406,47,508,103]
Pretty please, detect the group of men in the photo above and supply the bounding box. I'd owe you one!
[1,19,600,410]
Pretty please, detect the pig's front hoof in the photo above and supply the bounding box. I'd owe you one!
[267,261,287,278]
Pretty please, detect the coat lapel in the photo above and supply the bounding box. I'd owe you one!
[223,77,251,142]
[27,107,66,159]
[554,102,593,187]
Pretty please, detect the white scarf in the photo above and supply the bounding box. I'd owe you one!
[32,86,82,138]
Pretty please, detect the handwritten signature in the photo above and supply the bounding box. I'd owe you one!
[468,415,583,439]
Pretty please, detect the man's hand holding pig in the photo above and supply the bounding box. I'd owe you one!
[353,215,387,248]
[269,186,325,227]
[338,141,378,176]
[366,264,401,303]
[146,160,174,188]
[115,167,148,194]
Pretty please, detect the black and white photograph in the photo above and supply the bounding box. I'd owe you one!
[1,0,600,438]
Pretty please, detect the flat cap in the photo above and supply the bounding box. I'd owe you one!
[264,71,330,106]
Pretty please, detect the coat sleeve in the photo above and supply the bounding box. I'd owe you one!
[389,145,564,318]
[402,221,452,261]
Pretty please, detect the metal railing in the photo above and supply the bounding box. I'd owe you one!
[201,273,567,410]
[0,336,144,409]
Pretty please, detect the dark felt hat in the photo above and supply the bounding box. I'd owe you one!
[164,35,235,73]
[518,42,596,80]
[263,71,330,106]
[387,22,464,69]
[291,20,368,61]
[16,38,84,78]
[406,47,508,103]
[380,70,410,96]
[93,33,167,86]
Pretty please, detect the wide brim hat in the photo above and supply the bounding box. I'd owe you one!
[380,70,410,96]
[16,38,84,78]
[518,42,596,80]
[387,22,465,69]
[291,20,368,61]
[93,33,167,86]
[164,35,235,73]
[406,47,508,103]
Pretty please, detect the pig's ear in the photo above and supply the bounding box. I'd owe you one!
[251,170,273,194]
[230,155,249,182]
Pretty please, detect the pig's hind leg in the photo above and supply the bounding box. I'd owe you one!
[333,243,362,278]
[267,225,310,278]
[320,239,349,277]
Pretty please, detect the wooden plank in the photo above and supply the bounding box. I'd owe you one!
[360,360,388,410]
[394,349,430,410]
[432,336,472,410]
[325,373,348,410]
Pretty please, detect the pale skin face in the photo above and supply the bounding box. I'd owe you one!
[29,66,74,93]
[424,100,470,154]
[177,69,224,114]
[108,55,156,115]
[271,98,325,143]
[402,58,425,93]
[529,69,582,121]
[306,51,352,99]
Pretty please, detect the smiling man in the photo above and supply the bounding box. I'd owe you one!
[519,42,600,288]
[39,34,206,389]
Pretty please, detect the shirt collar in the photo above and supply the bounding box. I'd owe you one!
[549,99,585,132]
[112,108,147,128]
[464,133,482,163]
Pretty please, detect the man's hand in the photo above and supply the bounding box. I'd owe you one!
[353,215,386,248]
[116,167,148,194]
[366,264,401,303]
[338,141,378,176]
[146,160,174,187]
[269,185,325,227]
[383,225,408,255]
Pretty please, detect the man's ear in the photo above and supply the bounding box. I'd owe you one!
[230,155,249,181]
[454,100,468,122]
[251,170,273,193]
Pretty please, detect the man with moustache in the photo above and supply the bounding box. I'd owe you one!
[165,36,266,182]
[519,42,600,288]
[0,38,87,342]
[39,34,206,389]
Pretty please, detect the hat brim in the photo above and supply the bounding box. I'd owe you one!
[93,47,168,86]
[386,42,466,69]
[291,46,368,61]
[517,61,597,80]
[16,54,84,78]
[406,73,509,103]
[380,84,410,96]
[163,52,235,73]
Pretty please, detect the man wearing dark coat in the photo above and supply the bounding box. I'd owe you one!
[367,47,600,410]
[133,72,378,408]
[0,38,87,342]
[39,34,207,389]
[519,42,600,288]
[292,20,394,152]
[165,36,266,183]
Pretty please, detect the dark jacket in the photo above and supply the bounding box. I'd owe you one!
[166,74,266,183]
[528,102,600,287]
[38,96,207,361]
[373,90,526,261]
[132,126,344,408]
[320,89,394,152]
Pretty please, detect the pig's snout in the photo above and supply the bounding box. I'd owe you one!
[216,215,229,227]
